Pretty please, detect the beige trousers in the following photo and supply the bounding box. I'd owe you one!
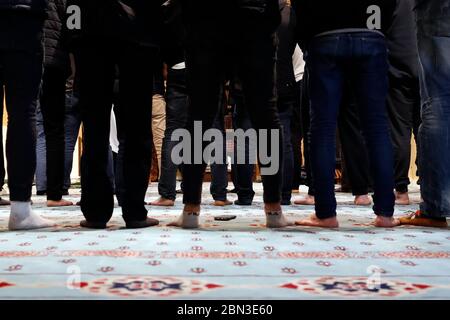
[152,94,166,178]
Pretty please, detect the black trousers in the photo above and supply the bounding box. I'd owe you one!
[0,14,44,201]
[337,82,420,196]
[386,0,421,193]
[209,101,229,202]
[76,38,157,223]
[291,79,303,190]
[278,97,295,203]
[231,94,256,203]
[0,82,6,191]
[387,76,420,193]
[158,68,189,201]
[300,71,315,196]
[40,66,67,201]
[182,10,282,205]
[338,85,371,196]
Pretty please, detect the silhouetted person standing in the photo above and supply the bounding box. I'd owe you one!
[67,0,165,229]
[0,0,56,230]
[295,0,399,228]
[170,0,293,229]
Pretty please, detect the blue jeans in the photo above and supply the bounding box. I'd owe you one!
[306,32,395,219]
[415,0,450,217]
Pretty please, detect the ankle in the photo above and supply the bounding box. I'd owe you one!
[265,202,281,213]
[184,204,200,213]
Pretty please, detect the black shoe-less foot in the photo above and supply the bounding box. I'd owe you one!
[234,199,252,206]
[36,190,47,196]
[80,220,107,229]
[125,217,159,229]
[0,197,10,206]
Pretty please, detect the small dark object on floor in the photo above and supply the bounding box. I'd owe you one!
[214,215,237,221]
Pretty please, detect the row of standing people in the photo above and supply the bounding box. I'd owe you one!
[0,0,449,230]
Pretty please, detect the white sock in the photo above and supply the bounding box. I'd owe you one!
[171,212,200,229]
[265,211,294,228]
[9,201,55,231]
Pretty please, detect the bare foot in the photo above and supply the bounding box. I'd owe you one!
[213,200,232,207]
[168,204,200,229]
[295,214,339,228]
[294,195,315,206]
[395,192,410,205]
[373,215,400,228]
[149,197,175,207]
[47,199,73,207]
[354,194,372,206]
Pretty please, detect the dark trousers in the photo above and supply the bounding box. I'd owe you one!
[306,32,395,219]
[39,66,67,201]
[387,0,421,193]
[36,90,84,192]
[338,86,371,196]
[387,76,420,193]
[300,71,315,196]
[416,0,450,217]
[210,104,229,202]
[291,80,303,190]
[158,68,189,201]
[182,13,282,205]
[305,77,373,197]
[76,38,156,223]
[231,100,255,203]
[0,14,44,201]
[279,97,294,204]
[64,90,82,190]
[0,83,6,191]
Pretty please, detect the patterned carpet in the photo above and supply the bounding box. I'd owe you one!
[0,183,449,300]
